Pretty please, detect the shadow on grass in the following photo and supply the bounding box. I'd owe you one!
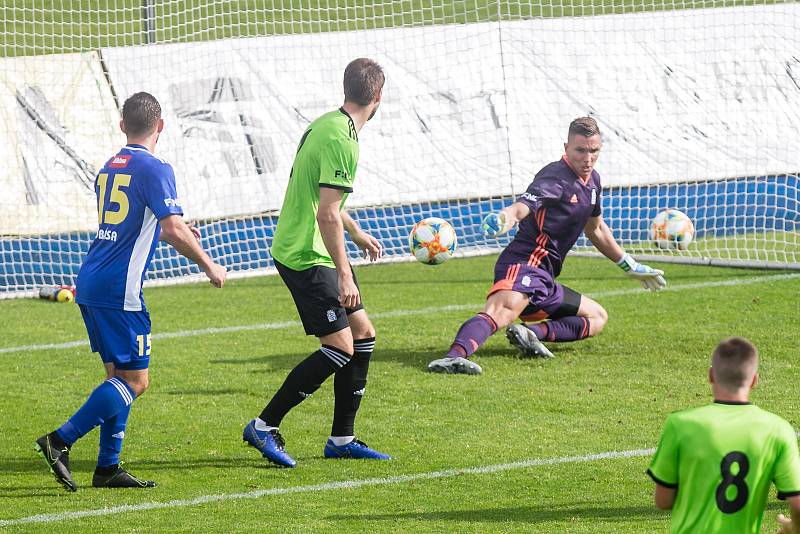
[326,505,665,523]
[0,457,99,474]
[131,456,277,471]
[0,486,67,498]
[210,343,576,373]
[0,455,271,475]
[327,503,665,524]
[160,387,250,396]
[330,500,792,525]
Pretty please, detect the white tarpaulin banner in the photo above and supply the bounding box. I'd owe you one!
[0,52,120,234]
[2,4,798,233]
[501,4,800,189]
[99,22,507,220]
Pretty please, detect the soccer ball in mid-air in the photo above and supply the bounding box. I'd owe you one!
[409,217,457,265]
[650,209,695,250]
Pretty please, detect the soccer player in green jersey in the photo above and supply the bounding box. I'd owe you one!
[648,337,800,533]
[242,58,390,467]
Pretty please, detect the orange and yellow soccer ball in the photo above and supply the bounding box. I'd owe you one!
[650,209,695,251]
[409,217,457,265]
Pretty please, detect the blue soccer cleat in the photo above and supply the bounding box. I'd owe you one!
[324,438,392,460]
[242,419,296,468]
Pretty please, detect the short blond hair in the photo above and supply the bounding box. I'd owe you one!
[712,337,759,391]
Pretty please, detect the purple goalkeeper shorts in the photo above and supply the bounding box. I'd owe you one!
[489,263,581,321]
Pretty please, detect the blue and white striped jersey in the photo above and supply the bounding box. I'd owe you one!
[76,144,183,311]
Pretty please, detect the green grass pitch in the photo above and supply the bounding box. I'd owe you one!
[0,0,783,56]
[2,0,798,531]
[1,255,798,532]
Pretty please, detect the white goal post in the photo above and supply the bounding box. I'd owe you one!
[1,1,798,298]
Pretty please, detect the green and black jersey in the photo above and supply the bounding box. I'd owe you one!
[270,108,359,271]
[648,401,800,533]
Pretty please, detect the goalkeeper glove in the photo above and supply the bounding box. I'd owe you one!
[617,253,666,291]
[481,212,508,238]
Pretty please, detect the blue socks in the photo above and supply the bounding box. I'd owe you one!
[97,403,132,467]
[56,377,136,448]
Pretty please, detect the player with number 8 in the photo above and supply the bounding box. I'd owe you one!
[648,337,800,533]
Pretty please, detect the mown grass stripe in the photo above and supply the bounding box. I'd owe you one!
[2,272,797,355]
[0,447,656,526]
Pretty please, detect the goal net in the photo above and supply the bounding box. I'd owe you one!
[2,1,798,298]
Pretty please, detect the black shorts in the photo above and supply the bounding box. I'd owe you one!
[275,260,364,337]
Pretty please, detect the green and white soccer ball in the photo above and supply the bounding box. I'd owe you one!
[409,217,457,265]
[650,209,695,251]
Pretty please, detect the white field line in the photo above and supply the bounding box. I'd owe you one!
[3,405,799,526]
[2,272,798,356]
[0,447,656,526]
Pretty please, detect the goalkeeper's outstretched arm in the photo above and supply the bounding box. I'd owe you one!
[584,215,666,291]
[482,202,531,237]
[583,215,625,261]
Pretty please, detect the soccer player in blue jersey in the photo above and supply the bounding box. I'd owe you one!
[428,117,666,375]
[35,92,227,490]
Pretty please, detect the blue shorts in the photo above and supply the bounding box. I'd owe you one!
[79,305,152,370]
[489,263,581,322]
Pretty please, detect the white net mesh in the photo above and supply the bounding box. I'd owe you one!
[2,1,798,298]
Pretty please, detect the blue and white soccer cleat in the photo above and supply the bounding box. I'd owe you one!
[242,419,296,468]
[324,439,392,460]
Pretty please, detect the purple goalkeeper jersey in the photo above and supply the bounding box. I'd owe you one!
[497,156,602,278]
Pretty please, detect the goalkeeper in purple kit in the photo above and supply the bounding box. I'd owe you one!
[428,117,666,375]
